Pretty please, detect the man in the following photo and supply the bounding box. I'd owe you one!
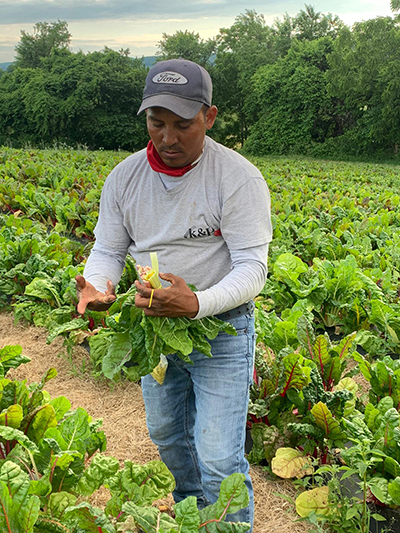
[76,58,272,530]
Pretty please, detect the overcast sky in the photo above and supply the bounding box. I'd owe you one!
[0,0,395,63]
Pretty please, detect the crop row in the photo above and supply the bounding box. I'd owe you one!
[2,148,400,530]
[0,345,248,532]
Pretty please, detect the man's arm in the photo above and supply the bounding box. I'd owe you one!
[133,243,269,319]
[79,243,268,318]
[193,243,269,319]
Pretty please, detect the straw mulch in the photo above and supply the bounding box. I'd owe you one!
[0,312,311,533]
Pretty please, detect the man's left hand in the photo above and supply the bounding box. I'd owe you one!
[134,273,199,318]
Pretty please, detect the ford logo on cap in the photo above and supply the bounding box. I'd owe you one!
[152,71,188,84]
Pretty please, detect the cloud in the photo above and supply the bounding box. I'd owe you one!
[0,0,273,24]
[0,0,393,27]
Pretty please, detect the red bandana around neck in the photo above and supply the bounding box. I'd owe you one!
[146,141,193,177]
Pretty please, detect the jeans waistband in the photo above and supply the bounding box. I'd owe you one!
[215,300,255,321]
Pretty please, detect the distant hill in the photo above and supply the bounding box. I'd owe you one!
[0,56,156,71]
[140,56,157,68]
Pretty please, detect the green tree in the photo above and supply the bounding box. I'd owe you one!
[14,20,71,69]
[391,0,400,11]
[211,6,344,147]
[244,37,336,155]
[294,4,344,41]
[0,46,148,150]
[270,13,295,58]
[0,68,34,143]
[326,17,400,156]
[156,30,215,66]
[213,10,274,146]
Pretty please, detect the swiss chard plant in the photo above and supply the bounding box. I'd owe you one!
[61,471,250,533]
[0,345,251,533]
[0,345,117,530]
[264,252,386,336]
[247,318,358,464]
[353,352,400,408]
[342,396,400,508]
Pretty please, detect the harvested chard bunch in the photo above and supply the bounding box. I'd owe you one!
[90,252,237,384]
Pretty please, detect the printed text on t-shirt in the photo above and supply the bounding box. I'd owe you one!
[184,226,221,239]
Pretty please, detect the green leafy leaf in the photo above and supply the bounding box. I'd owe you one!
[310,402,343,441]
[76,453,120,497]
[122,502,178,532]
[102,332,132,380]
[107,460,175,507]
[26,404,57,443]
[174,496,200,532]
[24,277,62,307]
[0,404,23,428]
[48,491,77,520]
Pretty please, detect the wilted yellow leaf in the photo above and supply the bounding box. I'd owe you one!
[271,447,314,479]
[296,486,330,518]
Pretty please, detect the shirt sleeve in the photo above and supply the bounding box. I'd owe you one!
[83,242,128,293]
[193,243,269,319]
[221,176,273,250]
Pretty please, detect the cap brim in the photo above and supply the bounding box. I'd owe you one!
[137,94,204,120]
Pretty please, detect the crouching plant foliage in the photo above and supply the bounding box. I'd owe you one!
[264,253,384,334]
[343,396,400,508]
[247,316,357,464]
[293,460,380,533]
[0,344,250,532]
[62,471,250,533]
[353,352,400,407]
[0,344,118,531]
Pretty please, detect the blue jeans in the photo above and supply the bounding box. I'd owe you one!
[141,312,255,532]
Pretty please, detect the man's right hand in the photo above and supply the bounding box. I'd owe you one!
[75,275,116,314]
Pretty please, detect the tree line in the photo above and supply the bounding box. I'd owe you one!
[0,6,399,159]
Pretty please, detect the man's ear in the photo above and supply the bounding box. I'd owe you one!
[205,105,218,130]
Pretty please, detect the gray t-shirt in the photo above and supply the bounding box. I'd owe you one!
[84,136,272,318]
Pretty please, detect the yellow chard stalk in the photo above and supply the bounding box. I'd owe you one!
[138,252,167,385]
[138,252,163,289]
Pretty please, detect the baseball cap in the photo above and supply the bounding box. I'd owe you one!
[137,58,213,119]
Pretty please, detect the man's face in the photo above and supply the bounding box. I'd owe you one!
[146,106,217,168]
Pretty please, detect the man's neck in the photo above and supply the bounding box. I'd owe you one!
[147,141,204,177]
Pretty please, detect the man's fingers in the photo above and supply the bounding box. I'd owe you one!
[75,275,86,291]
[159,272,176,284]
[134,280,153,297]
[75,276,115,314]
[134,282,158,310]
[77,298,88,315]
[105,280,116,296]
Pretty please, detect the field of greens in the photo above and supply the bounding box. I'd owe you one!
[1,146,400,532]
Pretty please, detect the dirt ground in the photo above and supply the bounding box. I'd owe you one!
[0,312,311,533]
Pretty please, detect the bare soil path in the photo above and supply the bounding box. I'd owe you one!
[0,312,310,533]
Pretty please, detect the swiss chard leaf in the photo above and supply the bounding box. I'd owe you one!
[310,402,344,441]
